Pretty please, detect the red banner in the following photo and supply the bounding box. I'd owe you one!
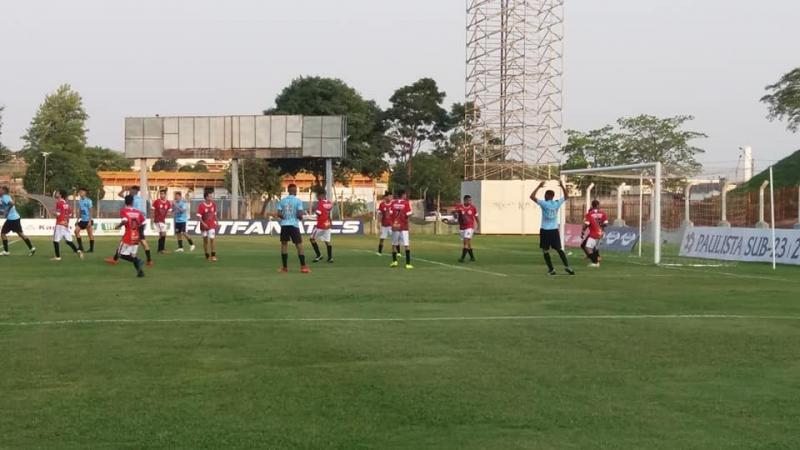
[564,223,584,248]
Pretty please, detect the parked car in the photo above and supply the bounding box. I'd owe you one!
[424,211,457,224]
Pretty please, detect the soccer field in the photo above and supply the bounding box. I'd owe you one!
[2,235,799,449]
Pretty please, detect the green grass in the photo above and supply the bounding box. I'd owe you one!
[1,235,800,449]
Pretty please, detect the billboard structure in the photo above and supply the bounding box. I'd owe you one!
[124,115,347,218]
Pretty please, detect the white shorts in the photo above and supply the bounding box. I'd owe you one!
[380,226,393,239]
[119,243,139,257]
[52,225,73,242]
[460,228,475,240]
[311,228,331,243]
[392,230,410,247]
[201,229,216,239]
[584,237,599,250]
[154,222,168,234]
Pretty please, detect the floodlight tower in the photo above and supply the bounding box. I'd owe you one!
[464,0,565,180]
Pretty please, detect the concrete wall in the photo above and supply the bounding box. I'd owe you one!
[462,180,566,235]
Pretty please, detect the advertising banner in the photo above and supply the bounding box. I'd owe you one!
[564,224,640,252]
[679,226,800,266]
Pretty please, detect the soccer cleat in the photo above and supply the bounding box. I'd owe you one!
[0,251,8,256]
[405,264,414,270]
[389,261,399,268]
[50,257,62,262]
[278,267,288,273]
[210,256,218,262]
[300,265,311,274]
[104,257,118,265]
[175,248,184,253]
[327,259,334,264]
[137,271,145,278]
[565,267,575,275]
[376,252,382,256]
[146,260,154,267]
[190,244,196,252]
[29,247,36,256]
[313,255,324,263]
[77,250,84,260]
[588,263,600,268]
[547,270,557,276]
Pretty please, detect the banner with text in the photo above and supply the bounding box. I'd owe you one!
[564,224,640,252]
[679,227,800,266]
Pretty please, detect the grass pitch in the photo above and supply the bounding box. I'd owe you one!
[1,235,799,449]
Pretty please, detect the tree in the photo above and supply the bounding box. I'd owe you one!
[267,76,391,180]
[390,152,460,204]
[761,67,800,132]
[23,151,102,195]
[85,146,131,171]
[385,78,449,184]
[178,162,209,173]
[224,158,283,218]
[0,105,11,164]
[152,159,179,172]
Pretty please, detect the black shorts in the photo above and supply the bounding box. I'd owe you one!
[280,225,302,244]
[138,224,147,240]
[1,219,23,235]
[175,222,187,234]
[77,220,92,230]
[539,229,562,251]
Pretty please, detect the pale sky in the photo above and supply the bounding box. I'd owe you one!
[1,0,798,174]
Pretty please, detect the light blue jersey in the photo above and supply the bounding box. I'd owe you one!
[1,194,20,220]
[173,199,189,223]
[536,198,565,230]
[78,197,93,222]
[132,194,147,218]
[277,195,305,227]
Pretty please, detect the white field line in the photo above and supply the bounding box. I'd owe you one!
[355,249,509,278]
[2,314,800,328]
[624,259,800,284]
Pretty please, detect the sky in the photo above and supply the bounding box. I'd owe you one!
[0,0,798,175]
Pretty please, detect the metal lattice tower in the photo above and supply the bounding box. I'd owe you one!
[465,0,564,180]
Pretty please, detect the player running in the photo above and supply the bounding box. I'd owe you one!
[197,189,219,262]
[51,190,83,261]
[582,200,609,268]
[376,191,393,255]
[277,183,309,273]
[152,189,172,254]
[531,180,574,276]
[454,194,480,263]
[115,194,146,278]
[389,190,413,269]
[107,186,152,266]
[74,187,95,253]
[172,191,195,253]
[309,190,334,263]
[0,186,36,256]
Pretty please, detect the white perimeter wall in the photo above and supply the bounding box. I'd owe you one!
[462,180,566,235]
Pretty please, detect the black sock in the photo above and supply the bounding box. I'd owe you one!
[591,250,599,264]
[23,238,33,250]
[405,250,411,265]
[461,248,468,260]
[311,242,321,258]
[543,252,554,271]
[2,239,7,252]
[281,253,288,268]
[120,254,141,271]
[299,254,306,266]
[53,242,61,258]
[113,250,119,261]
[187,237,194,245]
[89,239,94,252]
[145,250,152,262]
[468,249,475,260]
[378,242,384,254]
[77,237,84,252]
[557,249,569,267]
[326,244,332,260]
[211,252,216,257]
[392,251,397,262]
[205,252,210,259]
[158,237,166,252]
[177,239,183,249]
[65,240,78,253]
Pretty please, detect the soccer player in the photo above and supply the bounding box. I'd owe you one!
[51,190,83,261]
[276,183,309,273]
[376,191,393,255]
[172,191,195,253]
[389,190,413,269]
[74,187,95,253]
[107,186,152,266]
[310,190,334,263]
[0,186,36,256]
[530,180,574,276]
[115,194,146,278]
[152,189,172,254]
[582,200,609,267]
[197,189,219,262]
[455,195,480,263]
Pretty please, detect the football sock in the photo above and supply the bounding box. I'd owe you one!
[89,239,95,252]
[113,251,120,261]
[378,242,384,254]
[211,252,216,257]
[145,250,152,262]
[158,237,166,252]
[311,242,321,257]
[281,253,288,268]
[53,242,60,258]
[543,252,554,271]
[557,249,569,267]
[65,240,79,253]
[2,239,7,252]
[77,237,84,251]
[468,249,475,260]
[405,250,411,265]
[326,244,332,260]
[591,250,599,264]
[461,248,468,260]
[392,250,398,262]
[299,254,306,266]
[186,237,194,246]
[177,239,184,249]
[23,238,33,250]
[205,253,210,259]
[120,254,141,271]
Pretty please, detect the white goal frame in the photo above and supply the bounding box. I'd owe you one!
[561,162,663,265]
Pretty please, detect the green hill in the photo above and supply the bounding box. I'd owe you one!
[738,149,800,192]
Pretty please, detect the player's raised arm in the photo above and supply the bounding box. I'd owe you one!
[530,181,546,202]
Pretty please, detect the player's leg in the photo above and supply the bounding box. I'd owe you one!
[74,226,84,252]
[403,232,412,269]
[139,226,152,265]
[378,238,384,255]
[87,221,95,252]
[459,230,468,263]
[157,224,167,253]
[51,230,61,260]
[203,233,210,260]
[175,223,185,252]
[209,234,217,261]
[19,229,35,255]
[119,245,144,277]
[540,230,556,274]
[580,237,592,259]
[106,239,122,264]
[60,226,82,257]
[293,229,308,272]
[1,225,8,255]
[552,233,574,275]
[323,231,332,263]
[390,232,400,267]
[310,230,322,262]
[184,230,195,251]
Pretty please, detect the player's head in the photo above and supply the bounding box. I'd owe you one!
[591,199,600,209]
[55,189,65,199]
[383,191,393,202]
[158,189,166,199]
[174,191,182,200]
[78,187,87,197]
[0,186,9,195]
[463,195,472,205]
[397,189,407,200]
[130,185,140,194]
[124,194,134,206]
[203,190,213,201]
[316,189,326,200]
[288,183,298,196]
[545,190,555,200]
